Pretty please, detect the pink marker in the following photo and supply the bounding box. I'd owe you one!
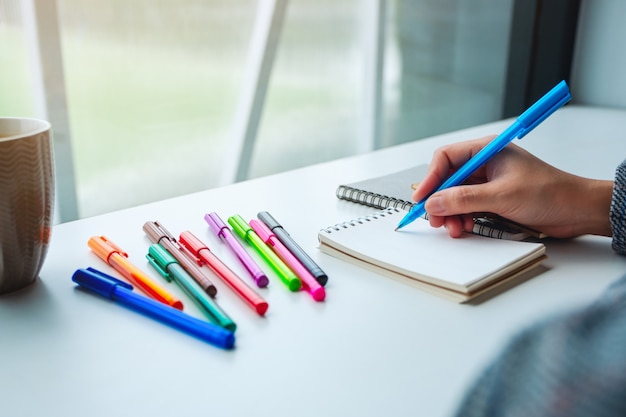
[249,219,325,301]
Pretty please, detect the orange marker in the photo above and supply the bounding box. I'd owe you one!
[87,235,183,310]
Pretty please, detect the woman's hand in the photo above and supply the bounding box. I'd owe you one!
[412,136,614,238]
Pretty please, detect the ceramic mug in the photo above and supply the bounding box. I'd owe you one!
[0,117,55,294]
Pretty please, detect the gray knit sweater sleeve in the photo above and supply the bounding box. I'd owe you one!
[611,159,626,254]
[454,275,626,417]
[453,161,626,417]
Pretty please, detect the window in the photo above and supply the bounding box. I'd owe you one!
[1,0,577,222]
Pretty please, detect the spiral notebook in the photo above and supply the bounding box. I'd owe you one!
[336,165,545,241]
[318,208,547,303]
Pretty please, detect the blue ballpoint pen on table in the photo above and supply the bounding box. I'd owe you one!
[71,267,235,349]
[395,80,572,231]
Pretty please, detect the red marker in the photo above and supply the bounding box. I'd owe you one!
[178,231,269,316]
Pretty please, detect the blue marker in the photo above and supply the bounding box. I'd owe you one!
[71,267,235,349]
[395,80,571,230]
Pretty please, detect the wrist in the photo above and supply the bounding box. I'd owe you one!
[577,179,613,237]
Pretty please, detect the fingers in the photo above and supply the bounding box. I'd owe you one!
[427,212,475,238]
[413,136,528,239]
[425,182,497,217]
[412,136,496,202]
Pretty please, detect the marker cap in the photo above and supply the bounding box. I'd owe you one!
[227,214,252,239]
[72,267,132,298]
[88,235,128,262]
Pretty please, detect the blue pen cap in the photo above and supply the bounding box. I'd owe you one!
[72,267,133,299]
[517,80,571,137]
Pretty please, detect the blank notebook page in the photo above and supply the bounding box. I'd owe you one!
[318,209,545,293]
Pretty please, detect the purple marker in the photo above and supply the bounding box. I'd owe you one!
[204,212,269,288]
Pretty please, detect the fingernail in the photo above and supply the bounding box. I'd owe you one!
[427,196,445,215]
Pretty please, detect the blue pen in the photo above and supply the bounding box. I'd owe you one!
[396,80,571,230]
[71,267,235,350]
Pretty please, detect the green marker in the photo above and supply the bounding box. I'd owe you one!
[228,214,302,292]
[147,243,236,332]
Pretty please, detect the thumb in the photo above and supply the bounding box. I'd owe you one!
[424,184,494,217]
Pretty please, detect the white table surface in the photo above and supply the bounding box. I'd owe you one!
[2,105,626,417]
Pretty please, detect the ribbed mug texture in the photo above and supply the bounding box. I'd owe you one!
[0,123,54,294]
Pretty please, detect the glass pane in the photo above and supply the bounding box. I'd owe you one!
[57,0,256,217]
[250,0,514,179]
[384,0,514,146]
[249,0,364,179]
[0,1,36,117]
[2,0,517,219]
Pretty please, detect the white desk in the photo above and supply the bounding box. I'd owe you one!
[2,105,626,417]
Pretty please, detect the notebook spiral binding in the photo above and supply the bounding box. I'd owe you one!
[321,208,530,241]
[336,186,415,211]
[320,208,400,234]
